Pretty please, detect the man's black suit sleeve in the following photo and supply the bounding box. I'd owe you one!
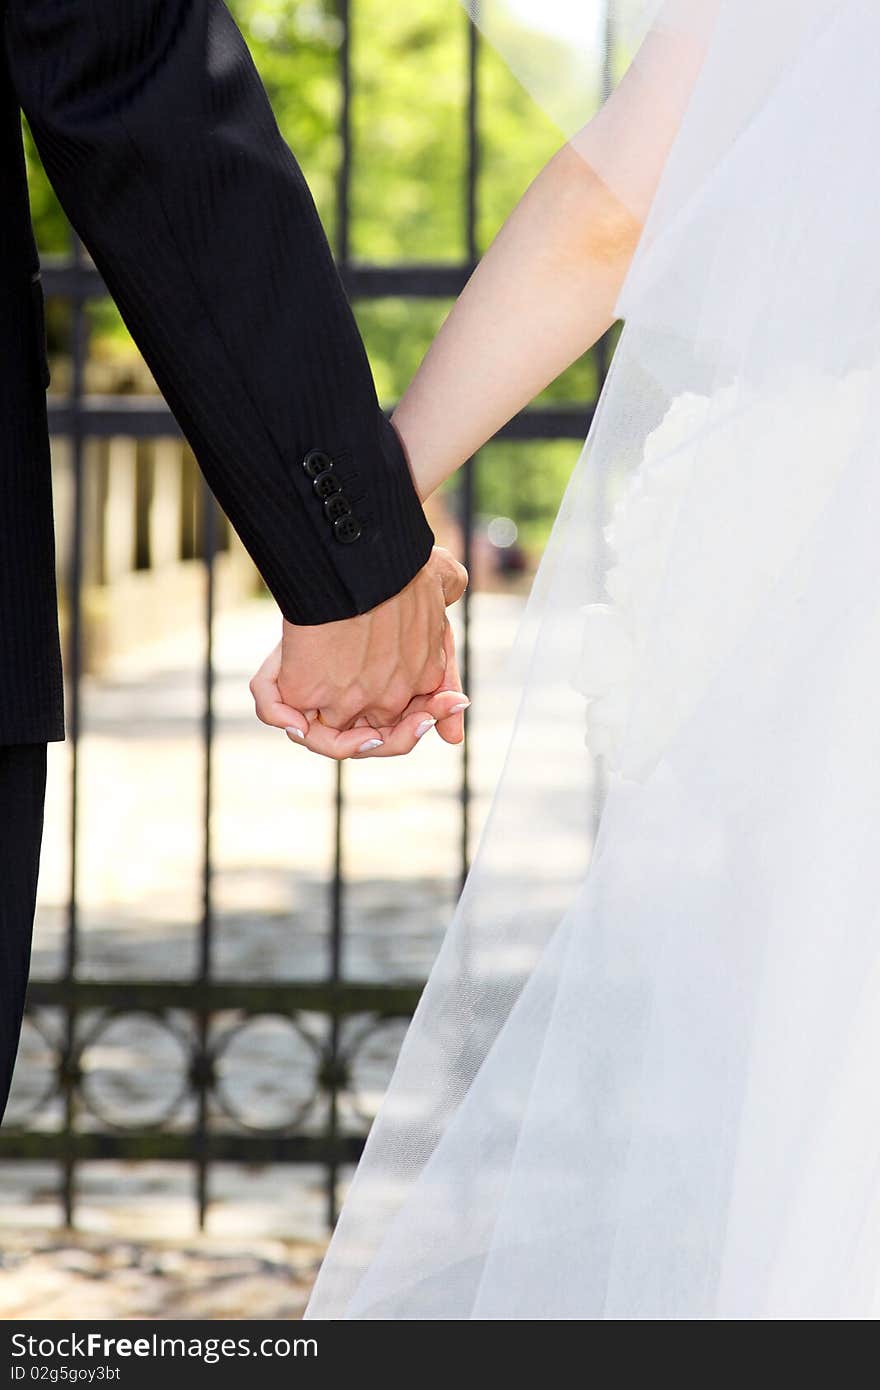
[4,0,434,625]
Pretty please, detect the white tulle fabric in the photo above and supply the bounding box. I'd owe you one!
[306,0,880,1319]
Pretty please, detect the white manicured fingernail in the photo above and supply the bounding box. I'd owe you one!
[358,738,384,753]
[449,700,471,713]
[285,726,305,740]
[415,718,437,739]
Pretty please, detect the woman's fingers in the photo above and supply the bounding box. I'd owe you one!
[261,690,470,759]
[352,689,470,759]
[290,719,387,760]
[250,642,311,738]
[351,708,439,759]
[284,690,470,762]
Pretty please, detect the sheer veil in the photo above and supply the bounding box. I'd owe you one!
[306,1,880,1319]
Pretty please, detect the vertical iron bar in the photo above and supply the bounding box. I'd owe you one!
[594,0,615,389]
[61,235,88,1228]
[465,10,480,266]
[337,0,352,268]
[458,8,480,890]
[328,759,345,1203]
[591,1,616,838]
[325,0,353,1229]
[194,480,217,1230]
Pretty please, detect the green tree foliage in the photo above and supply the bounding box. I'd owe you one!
[24,0,608,551]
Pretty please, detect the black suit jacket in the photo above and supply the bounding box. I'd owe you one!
[0,0,434,746]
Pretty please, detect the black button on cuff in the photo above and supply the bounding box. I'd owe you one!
[333,514,362,545]
[302,449,333,479]
[302,449,362,545]
[324,494,351,522]
[313,469,341,500]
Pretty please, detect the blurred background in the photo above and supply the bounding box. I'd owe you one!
[0,0,613,1318]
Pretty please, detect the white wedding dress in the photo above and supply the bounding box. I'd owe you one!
[306,0,880,1318]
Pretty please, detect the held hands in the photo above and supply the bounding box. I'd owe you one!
[250,547,469,759]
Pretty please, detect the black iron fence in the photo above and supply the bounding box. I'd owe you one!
[0,2,608,1233]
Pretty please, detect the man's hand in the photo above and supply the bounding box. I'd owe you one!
[250,547,469,759]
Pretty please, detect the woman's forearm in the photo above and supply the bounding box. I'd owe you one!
[392,143,642,501]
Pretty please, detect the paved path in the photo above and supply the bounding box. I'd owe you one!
[0,1227,319,1320]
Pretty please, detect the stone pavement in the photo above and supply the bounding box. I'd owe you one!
[0,1227,320,1320]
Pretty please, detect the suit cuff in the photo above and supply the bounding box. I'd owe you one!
[275,413,435,626]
